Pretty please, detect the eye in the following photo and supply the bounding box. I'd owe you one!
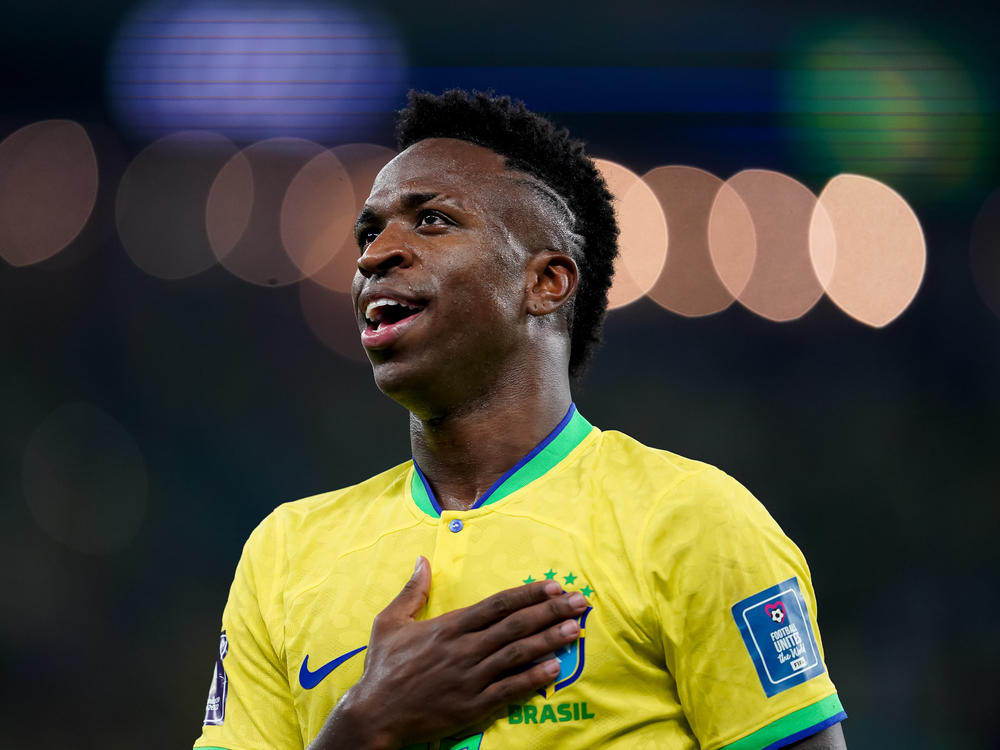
[357,227,380,251]
[417,210,450,228]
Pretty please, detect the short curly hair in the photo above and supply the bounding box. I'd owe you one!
[396,89,619,378]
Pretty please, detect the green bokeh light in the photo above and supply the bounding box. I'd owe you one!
[783,22,996,197]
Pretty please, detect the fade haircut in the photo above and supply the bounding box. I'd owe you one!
[395,89,619,378]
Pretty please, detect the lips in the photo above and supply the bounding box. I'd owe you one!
[358,293,427,350]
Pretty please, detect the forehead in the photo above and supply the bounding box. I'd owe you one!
[367,138,522,208]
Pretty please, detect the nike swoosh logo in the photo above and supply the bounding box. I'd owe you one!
[299,645,367,690]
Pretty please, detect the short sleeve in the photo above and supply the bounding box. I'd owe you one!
[194,511,303,750]
[642,468,846,750]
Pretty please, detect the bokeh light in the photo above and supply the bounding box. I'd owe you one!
[107,0,407,143]
[116,131,240,279]
[299,279,367,363]
[594,158,669,310]
[970,187,1000,320]
[812,174,926,327]
[784,22,996,195]
[280,149,354,279]
[643,165,740,316]
[22,403,148,556]
[309,143,397,293]
[0,120,98,267]
[723,169,826,322]
[707,181,757,304]
[207,137,326,286]
[297,144,396,360]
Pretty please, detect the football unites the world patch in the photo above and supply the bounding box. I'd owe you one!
[731,577,826,697]
[203,631,229,725]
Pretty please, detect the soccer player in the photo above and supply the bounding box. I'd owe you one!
[194,90,848,750]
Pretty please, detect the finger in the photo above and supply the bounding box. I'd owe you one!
[380,556,431,623]
[475,617,581,678]
[456,579,566,632]
[473,591,588,653]
[475,657,563,709]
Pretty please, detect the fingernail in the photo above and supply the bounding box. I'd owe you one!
[560,620,580,636]
[414,556,423,574]
[545,659,561,676]
[544,581,562,596]
[568,593,586,608]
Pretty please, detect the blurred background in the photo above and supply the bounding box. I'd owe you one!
[0,0,997,748]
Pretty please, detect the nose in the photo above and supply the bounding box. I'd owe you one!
[357,223,413,278]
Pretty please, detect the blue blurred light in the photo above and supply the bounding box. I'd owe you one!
[408,67,779,113]
[107,0,408,143]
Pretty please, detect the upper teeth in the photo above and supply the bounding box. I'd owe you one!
[366,298,407,321]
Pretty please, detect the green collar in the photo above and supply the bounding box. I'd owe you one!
[410,404,593,518]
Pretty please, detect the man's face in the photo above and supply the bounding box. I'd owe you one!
[351,138,550,410]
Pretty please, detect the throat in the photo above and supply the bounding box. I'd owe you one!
[437,490,484,512]
[410,398,576,513]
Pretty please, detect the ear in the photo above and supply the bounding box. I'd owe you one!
[524,251,579,316]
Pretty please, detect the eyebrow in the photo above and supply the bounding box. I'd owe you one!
[354,192,441,235]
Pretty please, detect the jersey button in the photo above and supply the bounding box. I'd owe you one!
[448,519,464,533]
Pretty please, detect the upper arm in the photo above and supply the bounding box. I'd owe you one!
[643,468,847,750]
[786,722,847,749]
[193,514,304,750]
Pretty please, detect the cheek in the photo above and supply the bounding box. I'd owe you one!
[481,234,531,304]
[350,270,364,302]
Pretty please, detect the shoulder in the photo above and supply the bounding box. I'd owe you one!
[593,428,714,478]
[244,461,414,558]
[591,429,763,511]
[585,428,784,546]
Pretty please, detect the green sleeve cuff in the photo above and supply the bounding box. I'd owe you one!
[724,694,846,750]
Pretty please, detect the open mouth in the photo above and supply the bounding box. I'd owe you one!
[364,298,425,331]
[360,297,427,349]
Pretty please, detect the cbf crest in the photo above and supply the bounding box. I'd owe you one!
[521,568,595,698]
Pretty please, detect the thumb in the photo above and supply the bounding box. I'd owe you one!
[386,555,431,621]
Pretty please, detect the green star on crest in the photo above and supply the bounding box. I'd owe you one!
[580,585,594,598]
[544,569,557,580]
[563,572,577,585]
[523,575,535,584]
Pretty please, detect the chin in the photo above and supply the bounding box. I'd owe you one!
[369,354,470,419]
[370,357,429,408]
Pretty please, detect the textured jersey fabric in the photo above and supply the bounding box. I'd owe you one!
[194,406,845,750]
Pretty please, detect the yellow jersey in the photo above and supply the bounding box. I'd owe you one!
[194,405,845,750]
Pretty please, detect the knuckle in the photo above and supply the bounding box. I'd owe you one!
[501,614,531,640]
[548,596,567,617]
[544,625,563,647]
[491,682,515,703]
[426,619,448,643]
[548,622,574,647]
[480,681,511,706]
[493,675,531,703]
[503,642,526,666]
[489,594,514,620]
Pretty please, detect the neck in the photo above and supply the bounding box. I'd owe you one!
[409,375,573,512]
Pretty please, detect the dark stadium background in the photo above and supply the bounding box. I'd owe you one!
[1,1,997,748]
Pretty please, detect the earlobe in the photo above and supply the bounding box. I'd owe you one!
[526,251,579,317]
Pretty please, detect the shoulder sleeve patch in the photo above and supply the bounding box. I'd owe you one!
[203,631,229,725]
[731,578,825,697]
